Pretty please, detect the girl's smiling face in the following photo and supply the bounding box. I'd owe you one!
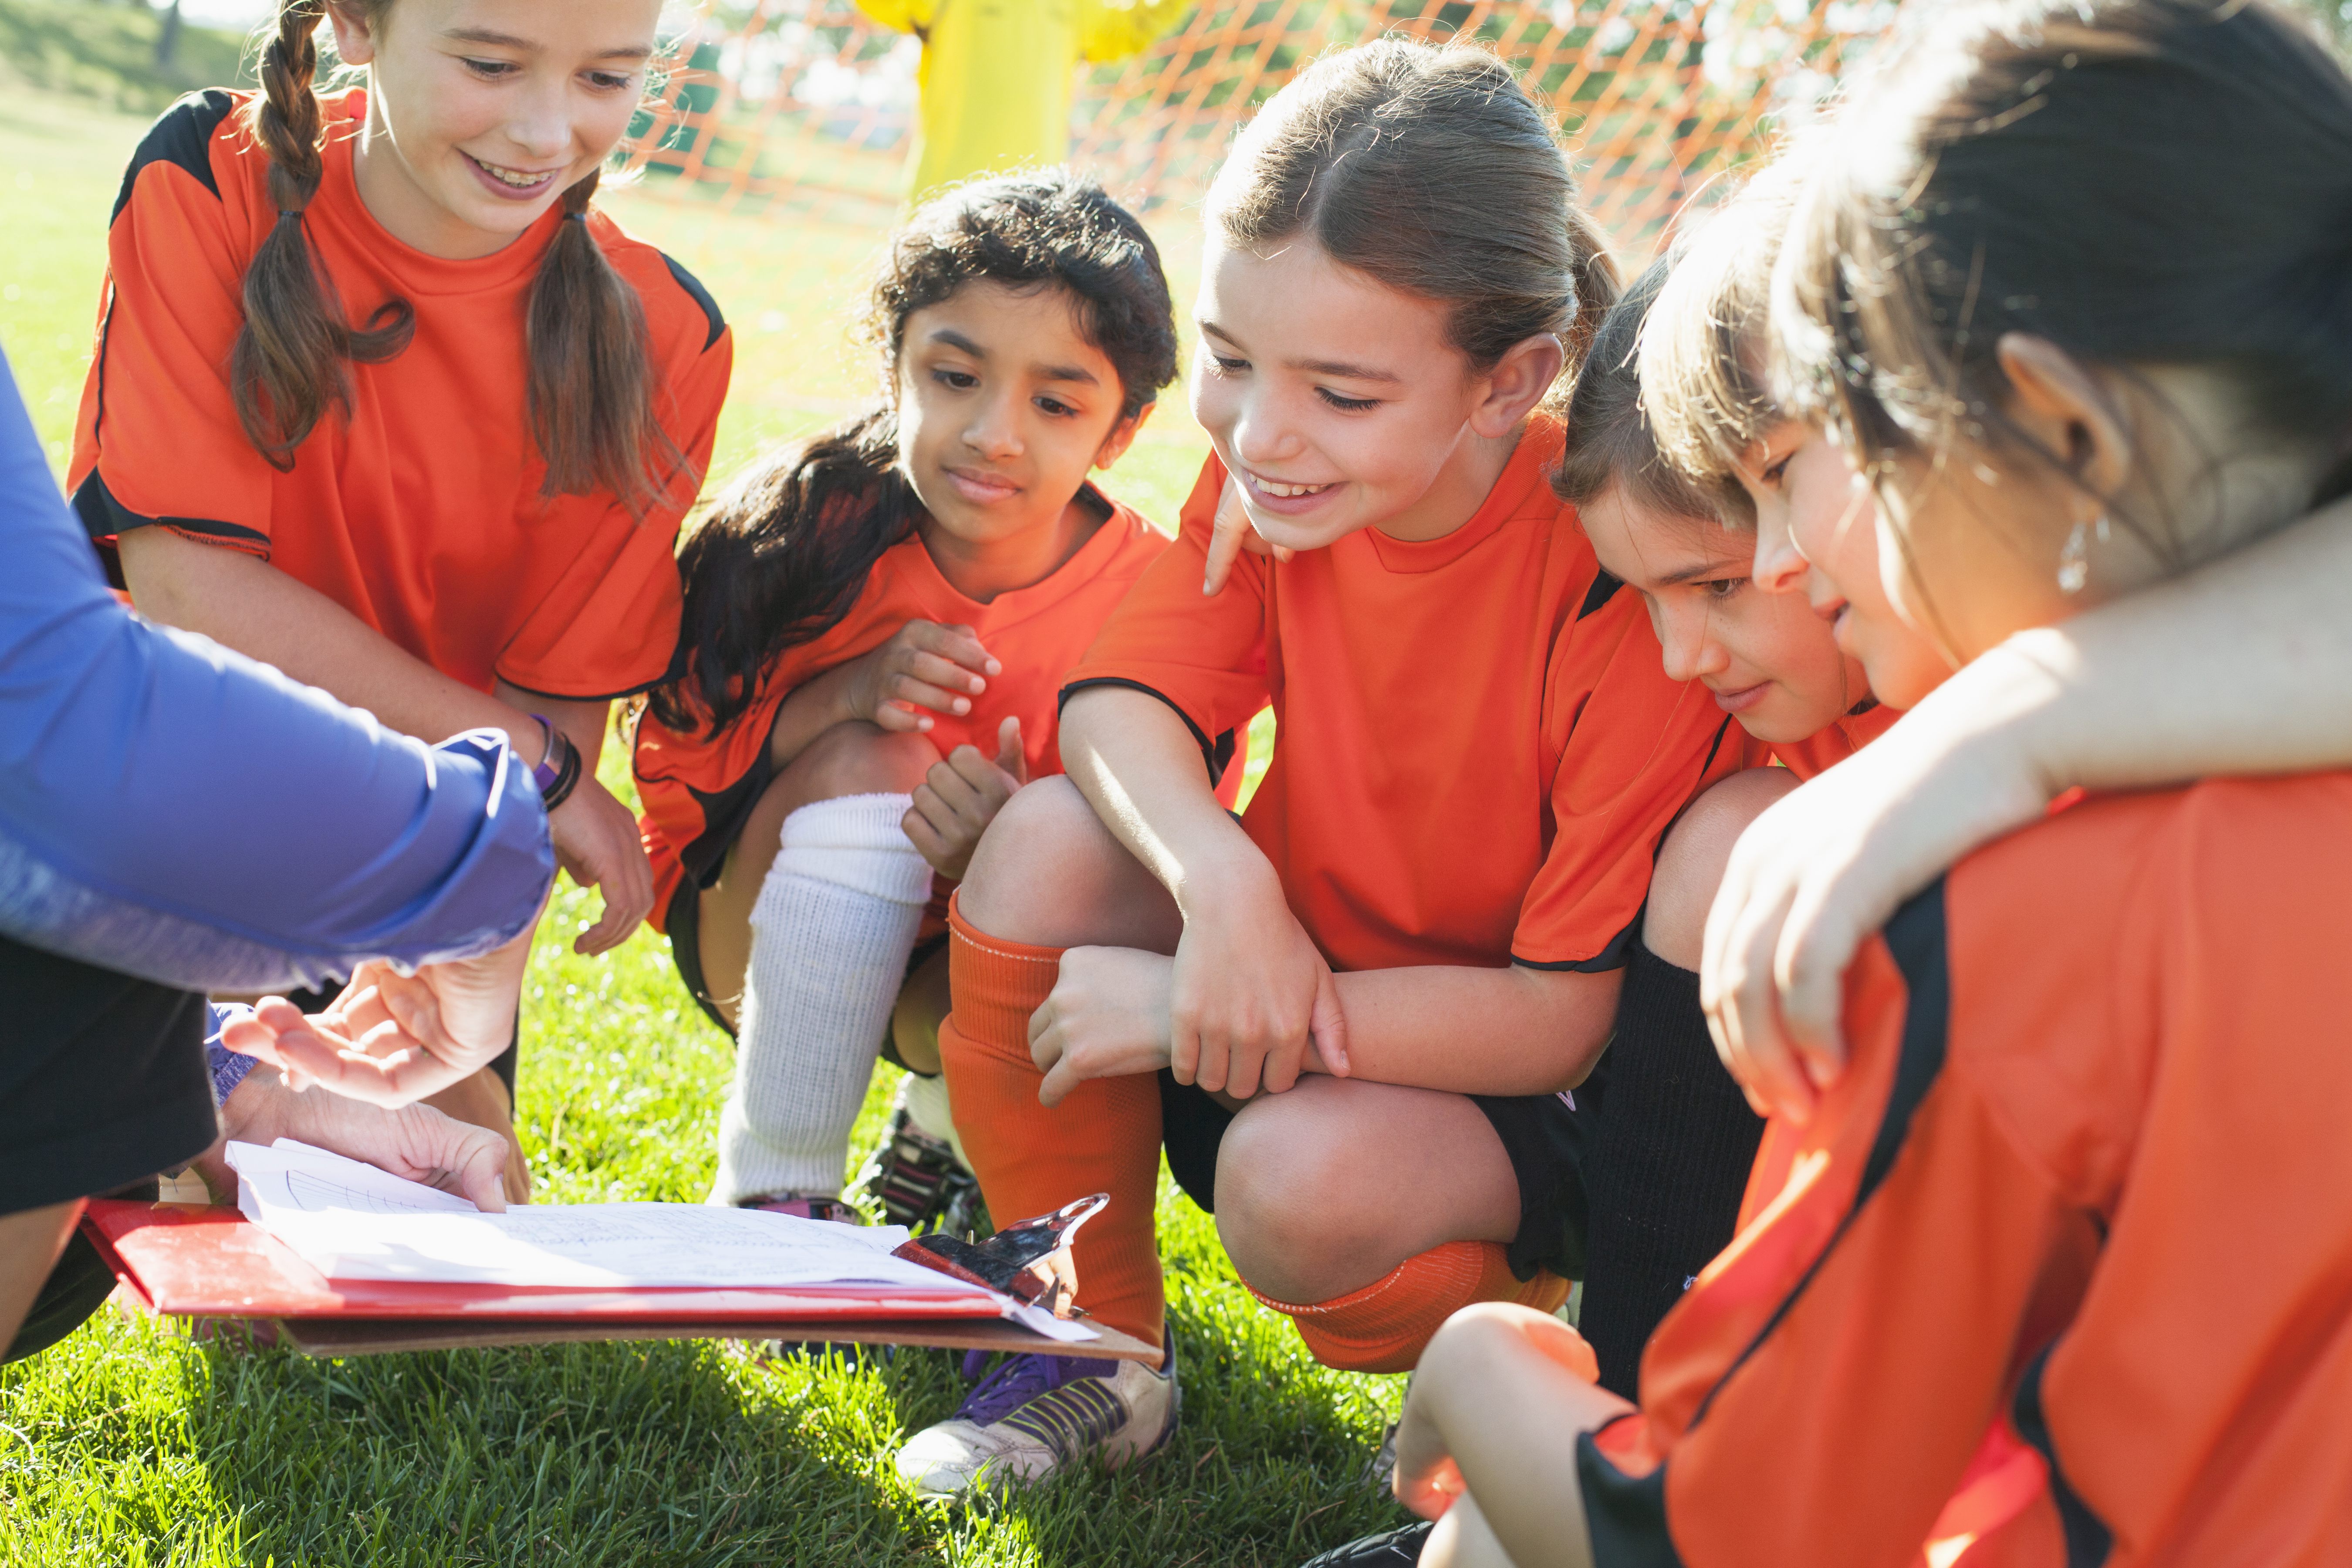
[1736,421,1951,710]
[327,0,662,260]
[1189,235,1558,549]
[1579,484,1868,743]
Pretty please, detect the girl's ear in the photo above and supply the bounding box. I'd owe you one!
[324,0,379,66]
[1092,400,1156,471]
[1994,333,2134,522]
[1470,332,1567,439]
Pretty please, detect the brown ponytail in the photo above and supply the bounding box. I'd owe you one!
[1206,39,1621,412]
[528,169,685,512]
[231,0,683,512]
[232,0,411,469]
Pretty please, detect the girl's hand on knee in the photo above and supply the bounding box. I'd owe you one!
[1202,477,1294,596]
[841,620,1001,733]
[1168,873,1348,1100]
[905,716,1028,880]
[1029,947,1176,1106]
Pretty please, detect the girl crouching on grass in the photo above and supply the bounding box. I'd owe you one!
[1367,4,2352,1563]
[900,39,1751,1497]
[69,0,732,1197]
[632,170,1227,1230]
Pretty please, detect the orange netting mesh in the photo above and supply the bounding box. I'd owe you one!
[622,0,1894,252]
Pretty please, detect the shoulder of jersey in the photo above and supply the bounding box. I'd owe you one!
[109,88,247,224]
[594,219,728,356]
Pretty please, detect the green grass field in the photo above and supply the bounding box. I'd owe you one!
[0,42,1389,1568]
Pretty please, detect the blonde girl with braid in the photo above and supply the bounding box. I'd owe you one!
[68,0,733,1193]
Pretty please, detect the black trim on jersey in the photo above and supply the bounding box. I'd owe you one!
[1683,877,1953,1428]
[1514,909,1642,974]
[1577,1419,1686,1567]
[72,469,267,550]
[1059,676,1236,788]
[112,89,234,225]
[497,674,669,704]
[662,254,727,352]
[657,697,792,895]
[1578,568,1625,621]
[1696,713,1735,780]
[2012,1344,2115,1566]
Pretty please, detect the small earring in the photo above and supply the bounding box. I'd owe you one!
[2057,512,2107,595]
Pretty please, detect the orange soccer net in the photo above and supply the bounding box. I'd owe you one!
[623,0,1895,254]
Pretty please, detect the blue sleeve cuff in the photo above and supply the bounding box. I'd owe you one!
[205,1002,259,1106]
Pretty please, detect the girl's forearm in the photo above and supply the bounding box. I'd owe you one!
[119,529,544,762]
[1990,496,2352,797]
[1320,963,1621,1095]
[1057,686,1271,911]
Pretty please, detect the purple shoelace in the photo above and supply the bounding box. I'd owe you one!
[953,1349,1120,1425]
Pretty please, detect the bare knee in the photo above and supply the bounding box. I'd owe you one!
[782,722,940,806]
[1215,1088,1390,1302]
[958,776,1177,950]
[1642,767,1800,970]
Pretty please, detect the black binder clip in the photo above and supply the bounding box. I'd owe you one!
[893,1193,1108,1317]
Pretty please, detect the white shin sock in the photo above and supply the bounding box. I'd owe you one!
[710,794,932,1206]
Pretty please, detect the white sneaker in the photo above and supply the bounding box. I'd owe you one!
[894,1325,1179,1495]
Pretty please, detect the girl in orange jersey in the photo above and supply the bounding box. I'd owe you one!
[632,170,1198,1231]
[1541,234,1899,1402]
[1365,4,2352,1565]
[894,41,1750,1497]
[68,0,733,1190]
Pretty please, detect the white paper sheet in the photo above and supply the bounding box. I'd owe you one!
[232,1140,973,1294]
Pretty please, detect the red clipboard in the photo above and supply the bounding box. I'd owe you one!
[80,1200,1160,1362]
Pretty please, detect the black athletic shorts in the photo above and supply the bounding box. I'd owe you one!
[0,934,216,1216]
[665,880,948,1072]
[1155,1055,1608,1283]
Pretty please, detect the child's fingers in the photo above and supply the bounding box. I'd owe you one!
[905,620,1001,678]
[883,670,976,717]
[941,745,1020,814]
[1202,479,1252,595]
[892,645,990,698]
[994,716,1028,786]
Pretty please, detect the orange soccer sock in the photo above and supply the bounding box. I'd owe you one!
[1251,1240,1571,1375]
[936,896,1166,1349]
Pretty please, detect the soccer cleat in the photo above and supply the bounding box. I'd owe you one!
[893,1324,1179,1495]
[1302,1521,1433,1566]
[855,1104,988,1237]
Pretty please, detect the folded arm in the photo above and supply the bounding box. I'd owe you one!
[1706,497,2352,1119]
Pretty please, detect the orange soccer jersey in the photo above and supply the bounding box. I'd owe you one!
[1580,773,2352,1568]
[634,491,1222,938]
[1764,698,1900,781]
[1064,417,1743,977]
[69,89,732,700]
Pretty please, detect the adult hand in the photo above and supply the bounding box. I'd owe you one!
[1029,946,1178,1107]
[1200,476,1292,596]
[1168,865,1347,1099]
[222,929,531,1107]
[905,716,1029,881]
[840,620,1001,733]
[195,1068,511,1212]
[549,774,654,955]
[1701,717,2045,1122]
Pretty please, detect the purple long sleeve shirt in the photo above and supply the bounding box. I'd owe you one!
[0,343,555,995]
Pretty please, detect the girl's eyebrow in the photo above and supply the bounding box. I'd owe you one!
[1658,552,1756,585]
[1197,319,1399,383]
[929,328,1098,387]
[440,26,652,61]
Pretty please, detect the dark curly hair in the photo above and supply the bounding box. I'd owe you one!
[648,169,1177,734]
